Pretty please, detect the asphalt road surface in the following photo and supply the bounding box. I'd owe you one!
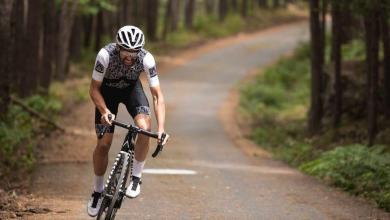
[30,22,389,220]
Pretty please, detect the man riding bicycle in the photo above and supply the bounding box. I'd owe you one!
[87,25,169,217]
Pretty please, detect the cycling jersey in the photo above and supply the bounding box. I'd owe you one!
[92,43,159,88]
[92,43,158,134]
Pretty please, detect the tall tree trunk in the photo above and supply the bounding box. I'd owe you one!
[145,0,159,41]
[185,0,196,29]
[309,0,323,135]
[70,15,82,60]
[332,2,342,127]
[0,0,13,114]
[205,0,215,15]
[231,0,238,12]
[95,10,104,52]
[11,0,25,95]
[40,0,56,92]
[163,0,180,39]
[241,0,248,17]
[83,14,93,49]
[364,3,380,146]
[380,7,390,118]
[219,0,228,22]
[21,0,42,97]
[56,0,78,80]
[273,0,280,8]
[258,0,268,8]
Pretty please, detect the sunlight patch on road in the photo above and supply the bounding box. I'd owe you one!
[143,169,197,175]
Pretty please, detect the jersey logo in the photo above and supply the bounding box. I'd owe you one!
[95,61,104,73]
[149,67,157,77]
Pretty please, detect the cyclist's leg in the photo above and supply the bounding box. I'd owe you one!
[124,80,151,176]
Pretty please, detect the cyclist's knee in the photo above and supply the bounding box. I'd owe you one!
[138,123,151,132]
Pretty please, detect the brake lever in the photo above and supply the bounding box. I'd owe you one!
[152,133,166,158]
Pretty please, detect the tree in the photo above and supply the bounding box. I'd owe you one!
[56,0,79,80]
[145,0,159,41]
[205,0,215,15]
[20,0,43,97]
[185,0,196,29]
[258,0,268,8]
[364,1,380,146]
[163,0,180,39]
[380,5,390,118]
[40,0,57,92]
[219,0,228,22]
[241,0,248,17]
[0,0,13,114]
[331,2,343,127]
[309,0,323,134]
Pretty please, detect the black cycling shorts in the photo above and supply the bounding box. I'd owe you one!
[95,80,150,135]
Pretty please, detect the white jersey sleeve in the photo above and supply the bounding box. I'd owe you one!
[143,52,160,87]
[92,49,110,81]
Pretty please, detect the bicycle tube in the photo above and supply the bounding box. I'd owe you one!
[105,152,130,220]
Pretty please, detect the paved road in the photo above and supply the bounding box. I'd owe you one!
[30,22,389,220]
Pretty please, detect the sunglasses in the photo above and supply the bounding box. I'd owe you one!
[119,47,139,58]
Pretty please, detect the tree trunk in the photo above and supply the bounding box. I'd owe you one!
[83,14,93,49]
[258,0,268,8]
[332,2,342,127]
[145,0,159,41]
[70,15,82,60]
[185,0,196,29]
[95,10,104,52]
[21,0,42,97]
[40,0,56,92]
[10,0,25,95]
[219,0,228,22]
[231,0,238,12]
[380,8,390,118]
[163,0,180,39]
[273,0,280,8]
[241,0,248,17]
[56,0,78,80]
[205,0,215,15]
[364,3,380,146]
[309,0,323,135]
[0,0,13,114]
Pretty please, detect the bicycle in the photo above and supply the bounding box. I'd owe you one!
[96,116,167,220]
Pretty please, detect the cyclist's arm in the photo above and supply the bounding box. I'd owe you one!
[89,79,109,115]
[150,85,165,134]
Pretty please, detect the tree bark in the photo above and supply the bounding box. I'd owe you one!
[0,0,13,114]
[145,0,159,41]
[241,0,248,17]
[205,0,215,15]
[258,0,268,8]
[309,0,323,135]
[185,0,196,29]
[380,7,390,118]
[10,0,25,95]
[331,2,342,127]
[95,10,104,52]
[70,15,82,60]
[21,0,42,97]
[56,0,79,80]
[83,14,93,48]
[364,3,380,146]
[40,0,57,92]
[219,0,228,22]
[163,0,180,39]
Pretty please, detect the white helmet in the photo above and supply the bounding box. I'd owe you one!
[116,25,145,50]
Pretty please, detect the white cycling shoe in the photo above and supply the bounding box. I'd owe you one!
[87,191,103,217]
[125,176,142,198]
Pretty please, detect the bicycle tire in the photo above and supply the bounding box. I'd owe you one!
[96,153,125,220]
[105,152,130,220]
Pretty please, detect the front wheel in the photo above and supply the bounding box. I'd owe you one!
[98,152,130,220]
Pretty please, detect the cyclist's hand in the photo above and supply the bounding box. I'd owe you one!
[101,111,115,125]
[158,132,170,146]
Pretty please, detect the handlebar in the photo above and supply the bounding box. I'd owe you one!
[108,115,166,158]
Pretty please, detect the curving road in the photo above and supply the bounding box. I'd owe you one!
[29,22,389,220]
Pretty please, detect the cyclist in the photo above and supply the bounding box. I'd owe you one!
[87,25,169,217]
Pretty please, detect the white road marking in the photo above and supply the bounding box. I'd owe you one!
[143,169,197,175]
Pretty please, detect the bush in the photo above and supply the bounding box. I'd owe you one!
[300,145,390,211]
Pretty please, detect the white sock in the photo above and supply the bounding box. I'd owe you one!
[94,175,104,193]
[132,159,145,178]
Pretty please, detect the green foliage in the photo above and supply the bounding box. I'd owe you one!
[300,145,390,211]
[79,0,116,15]
[0,95,62,175]
[342,39,366,61]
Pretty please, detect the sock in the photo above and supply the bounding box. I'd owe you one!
[94,175,104,193]
[132,159,145,178]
